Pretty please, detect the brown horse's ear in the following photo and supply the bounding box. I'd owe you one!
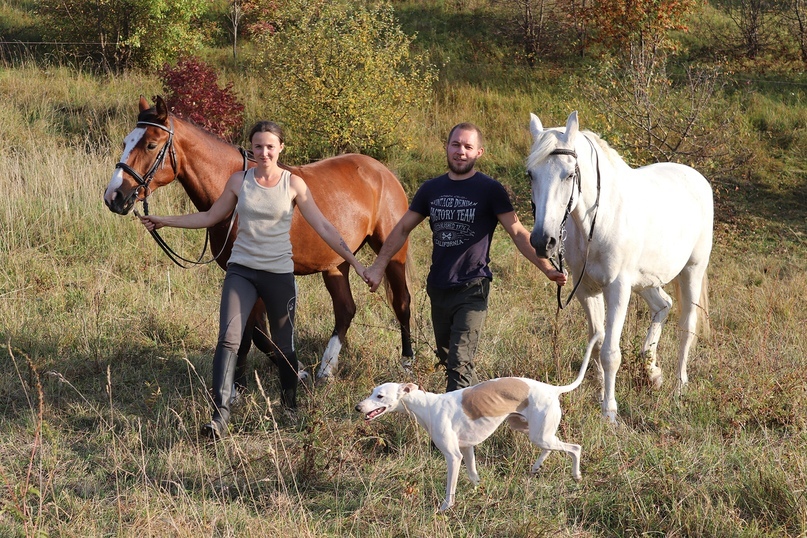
[139,95,150,112]
[154,95,169,122]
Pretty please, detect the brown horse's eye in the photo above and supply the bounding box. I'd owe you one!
[147,142,158,150]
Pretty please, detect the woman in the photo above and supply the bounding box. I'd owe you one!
[139,121,367,438]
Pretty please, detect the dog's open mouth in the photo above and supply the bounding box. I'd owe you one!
[364,407,386,421]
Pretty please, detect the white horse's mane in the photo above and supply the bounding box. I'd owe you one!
[527,127,631,173]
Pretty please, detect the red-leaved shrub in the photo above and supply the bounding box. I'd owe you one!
[158,57,245,143]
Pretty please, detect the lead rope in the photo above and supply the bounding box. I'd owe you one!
[550,136,602,312]
[549,136,601,367]
[135,148,253,269]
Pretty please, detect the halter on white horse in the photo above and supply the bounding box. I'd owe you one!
[526,111,713,422]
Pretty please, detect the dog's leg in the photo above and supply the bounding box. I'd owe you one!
[530,449,552,474]
[527,405,583,480]
[440,449,462,512]
[530,438,582,481]
[459,446,480,486]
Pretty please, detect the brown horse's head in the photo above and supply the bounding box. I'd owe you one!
[104,95,178,215]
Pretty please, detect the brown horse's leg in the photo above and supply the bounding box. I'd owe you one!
[368,233,414,367]
[317,263,355,379]
[383,257,413,361]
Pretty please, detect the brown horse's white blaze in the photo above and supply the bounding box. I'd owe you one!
[104,127,149,213]
[104,95,413,381]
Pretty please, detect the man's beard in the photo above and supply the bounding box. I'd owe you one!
[447,156,477,176]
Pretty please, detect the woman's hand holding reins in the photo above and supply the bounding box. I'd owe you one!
[138,214,164,232]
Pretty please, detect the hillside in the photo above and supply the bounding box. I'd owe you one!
[1,1,806,536]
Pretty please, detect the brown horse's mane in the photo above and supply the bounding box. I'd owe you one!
[137,106,242,150]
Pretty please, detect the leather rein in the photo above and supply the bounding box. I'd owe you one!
[116,118,250,268]
[545,136,601,310]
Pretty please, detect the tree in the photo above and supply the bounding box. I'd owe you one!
[712,0,779,59]
[248,0,436,161]
[787,0,807,64]
[36,0,211,71]
[228,0,244,60]
[580,1,729,169]
[583,0,699,56]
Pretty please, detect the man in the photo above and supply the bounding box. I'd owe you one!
[364,122,567,392]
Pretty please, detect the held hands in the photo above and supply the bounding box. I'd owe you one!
[353,263,368,283]
[364,262,385,292]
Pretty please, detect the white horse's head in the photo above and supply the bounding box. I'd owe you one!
[526,111,580,258]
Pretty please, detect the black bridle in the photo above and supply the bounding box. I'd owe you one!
[115,119,178,216]
[116,118,251,268]
[543,137,601,310]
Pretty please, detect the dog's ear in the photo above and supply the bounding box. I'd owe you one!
[401,383,419,394]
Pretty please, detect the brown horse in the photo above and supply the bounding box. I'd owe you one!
[104,95,413,381]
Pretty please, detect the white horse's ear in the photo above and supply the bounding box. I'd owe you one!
[563,111,579,142]
[529,113,544,139]
[402,383,419,394]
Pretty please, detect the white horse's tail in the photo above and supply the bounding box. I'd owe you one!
[698,272,711,339]
[672,272,710,339]
[558,334,600,394]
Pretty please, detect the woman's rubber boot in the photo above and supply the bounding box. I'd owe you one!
[277,351,299,410]
[231,351,248,409]
[201,347,238,440]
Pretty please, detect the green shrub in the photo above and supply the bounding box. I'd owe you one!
[36,0,212,71]
[249,0,437,161]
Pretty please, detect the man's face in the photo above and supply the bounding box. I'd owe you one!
[446,128,483,176]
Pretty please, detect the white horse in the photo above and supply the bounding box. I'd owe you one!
[526,111,713,421]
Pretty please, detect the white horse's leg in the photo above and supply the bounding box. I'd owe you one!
[637,287,673,390]
[577,291,605,402]
[674,266,707,392]
[600,284,632,422]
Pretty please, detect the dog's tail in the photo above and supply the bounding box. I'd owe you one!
[557,334,600,394]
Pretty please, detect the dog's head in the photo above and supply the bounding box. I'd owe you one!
[355,382,419,421]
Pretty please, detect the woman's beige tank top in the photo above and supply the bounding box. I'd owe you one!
[227,168,295,273]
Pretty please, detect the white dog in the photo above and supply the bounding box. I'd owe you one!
[355,336,598,511]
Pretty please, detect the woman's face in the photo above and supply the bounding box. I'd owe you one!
[251,131,284,166]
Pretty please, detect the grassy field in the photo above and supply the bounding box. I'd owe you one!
[2,2,807,535]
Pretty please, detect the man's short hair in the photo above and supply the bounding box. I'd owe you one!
[448,122,484,147]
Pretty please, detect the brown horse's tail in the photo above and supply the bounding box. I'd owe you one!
[382,244,414,309]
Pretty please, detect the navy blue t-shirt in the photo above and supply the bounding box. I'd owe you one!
[410,172,514,289]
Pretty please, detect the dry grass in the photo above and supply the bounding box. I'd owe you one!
[1,63,806,537]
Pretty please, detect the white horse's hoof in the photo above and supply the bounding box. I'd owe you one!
[602,410,618,423]
[646,365,663,390]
